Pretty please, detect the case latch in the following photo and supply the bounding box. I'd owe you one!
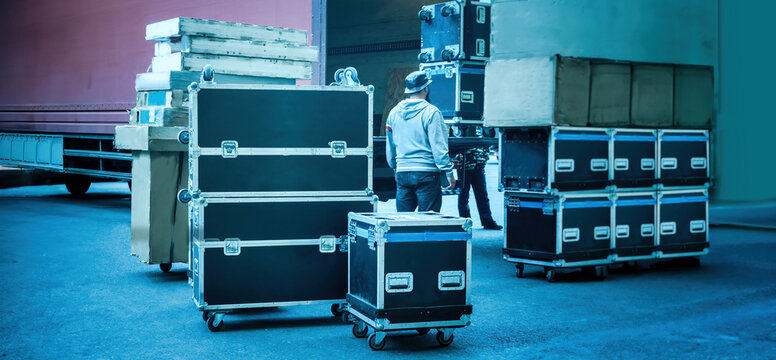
[329,141,347,158]
[385,272,414,293]
[221,140,238,158]
[319,235,337,253]
[438,271,465,291]
[224,238,241,256]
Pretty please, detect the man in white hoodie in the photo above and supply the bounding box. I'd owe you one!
[386,71,456,212]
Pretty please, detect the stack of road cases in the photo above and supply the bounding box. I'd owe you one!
[181,75,376,331]
[417,0,491,131]
[346,212,473,350]
[115,18,318,272]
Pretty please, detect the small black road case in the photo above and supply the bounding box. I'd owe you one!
[346,212,473,350]
[658,130,710,188]
[500,127,611,193]
[420,61,486,125]
[613,192,657,261]
[418,0,491,63]
[657,189,709,258]
[612,129,657,189]
[504,191,613,281]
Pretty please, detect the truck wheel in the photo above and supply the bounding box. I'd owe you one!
[65,175,91,196]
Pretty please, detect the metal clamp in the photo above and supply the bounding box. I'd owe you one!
[221,140,238,158]
[385,272,413,293]
[641,158,656,171]
[690,220,706,233]
[615,225,630,239]
[224,238,240,256]
[590,159,609,172]
[418,6,434,21]
[660,222,677,235]
[329,141,347,158]
[691,157,707,169]
[438,271,465,291]
[562,228,580,242]
[441,2,460,16]
[441,45,459,61]
[319,235,337,253]
[614,158,629,171]
[641,223,655,237]
[661,157,677,170]
[594,226,611,240]
[555,159,575,172]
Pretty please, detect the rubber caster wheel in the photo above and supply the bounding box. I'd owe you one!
[159,263,172,273]
[546,269,557,282]
[368,333,386,351]
[330,303,345,317]
[436,331,454,346]
[515,264,525,278]
[207,315,223,332]
[352,323,368,338]
[340,311,351,324]
[594,266,608,280]
[416,328,430,335]
[202,311,209,322]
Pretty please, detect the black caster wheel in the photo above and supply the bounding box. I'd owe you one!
[416,328,430,335]
[207,315,223,332]
[368,333,386,351]
[159,263,172,273]
[340,311,351,324]
[546,269,557,283]
[202,311,209,322]
[352,323,368,338]
[330,303,344,317]
[515,264,525,278]
[436,331,454,346]
[594,266,608,280]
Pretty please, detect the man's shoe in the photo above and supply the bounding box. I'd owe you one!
[483,224,503,230]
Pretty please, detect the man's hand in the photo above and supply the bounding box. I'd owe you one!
[446,175,456,190]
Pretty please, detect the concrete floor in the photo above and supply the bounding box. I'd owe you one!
[1,164,775,359]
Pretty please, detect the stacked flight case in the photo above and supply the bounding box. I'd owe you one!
[418,0,491,136]
[501,126,710,281]
[346,212,473,350]
[180,70,377,330]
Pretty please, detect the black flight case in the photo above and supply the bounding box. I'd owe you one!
[420,61,486,126]
[346,212,473,350]
[180,78,376,331]
[418,0,491,63]
[611,129,658,190]
[658,129,710,188]
[657,189,709,258]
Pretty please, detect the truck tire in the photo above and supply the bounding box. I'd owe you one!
[65,175,91,196]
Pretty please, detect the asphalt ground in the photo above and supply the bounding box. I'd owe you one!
[0,164,774,359]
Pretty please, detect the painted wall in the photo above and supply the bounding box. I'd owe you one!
[716,0,776,202]
[0,0,313,134]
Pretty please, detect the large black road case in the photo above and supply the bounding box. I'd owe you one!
[504,191,613,281]
[657,189,709,258]
[346,212,473,350]
[186,83,374,198]
[500,127,611,193]
[658,129,710,188]
[420,61,485,125]
[612,129,657,189]
[189,196,376,331]
[418,0,491,63]
[613,192,657,261]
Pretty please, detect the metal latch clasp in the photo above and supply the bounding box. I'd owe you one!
[319,235,337,253]
[329,141,347,158]
[221,140,238,158]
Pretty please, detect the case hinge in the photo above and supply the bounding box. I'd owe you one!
[329,141,347,158]
[319,235,337,253]
[221,140,238,158]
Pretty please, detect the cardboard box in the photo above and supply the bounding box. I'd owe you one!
[631,63,674,127]
[674,65,713,128]
[589,62,631,126]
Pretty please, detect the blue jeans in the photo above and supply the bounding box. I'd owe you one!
[457,167,497,226]
[395,171,442,212]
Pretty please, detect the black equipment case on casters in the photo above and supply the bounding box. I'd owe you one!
[612,129,657,189]
[504,191,613,282]
[186,83,374,198]
[613,192,657,261]
[657,189,709,258]
[346,212,473,350]
[418,0,491,63]
[658,129,710,188]
[180,79,376,331]
[420,61,485,125]
[500,127,611,193]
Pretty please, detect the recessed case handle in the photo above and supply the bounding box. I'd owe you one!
[614,158,629,171]
[438,271,465,291]
[660,222,677,235]
[590,159,609,172]
[594,226,611,240]
[691,157,707,169]
[555,159,575,172]
[690,220,706,233]
[661,157,677,170]
[385,272,413,293]
[562,228,580,242]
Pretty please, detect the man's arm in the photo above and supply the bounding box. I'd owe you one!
[426,110,456,189]
[385,116,397,170]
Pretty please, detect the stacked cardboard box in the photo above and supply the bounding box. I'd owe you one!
[115,17,318,271]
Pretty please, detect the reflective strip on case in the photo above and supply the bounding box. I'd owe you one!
[614,135,656,142]
[661,135,709,142]
[564,201,612,209]
[661,196,708,204]
[616,199,656,207]
[384,232,471,242]
[554,133,610,141]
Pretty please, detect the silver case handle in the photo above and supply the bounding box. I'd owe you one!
[555,159,575,173]
[438,271,466,291]
[614,158,629,171]
[615,225,630,238]
[594,226,611,240]
[661,157,678,170]
[660,222,677,235]
[385,272,413,293]
[562,228,580,242]
[590,158,609,172]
